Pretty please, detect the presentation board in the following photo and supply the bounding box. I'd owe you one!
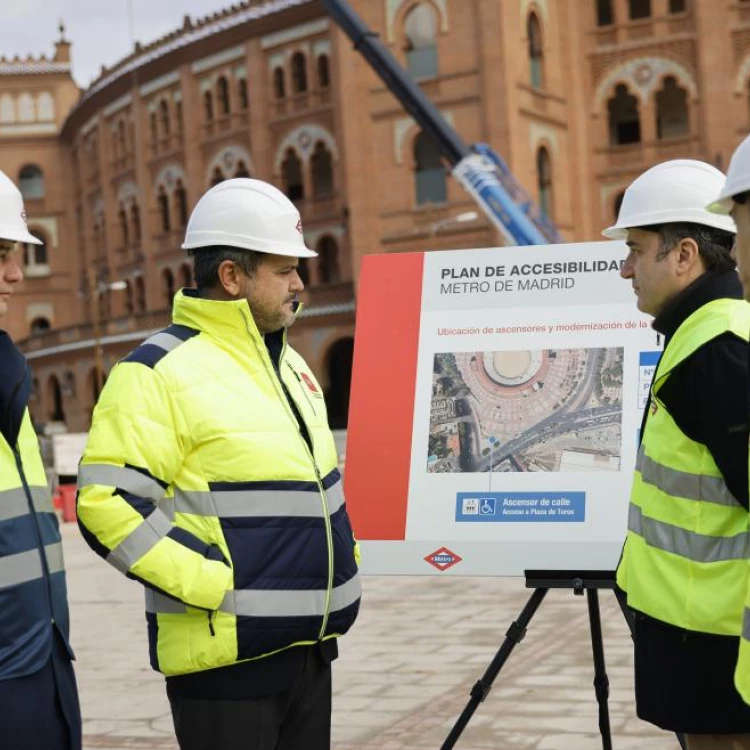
[344,242,661,575]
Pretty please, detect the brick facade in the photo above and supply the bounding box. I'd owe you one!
[1,0,747,432]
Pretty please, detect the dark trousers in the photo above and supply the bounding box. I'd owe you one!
[168,648,332,750]
[0,634,82,750]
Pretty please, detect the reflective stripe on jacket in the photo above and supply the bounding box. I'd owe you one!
[0,409,71,679]
[77,290,361,677]
[617,298,750,635]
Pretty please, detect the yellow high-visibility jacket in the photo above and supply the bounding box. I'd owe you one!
[618,298,750,636]
[78,290,361,677]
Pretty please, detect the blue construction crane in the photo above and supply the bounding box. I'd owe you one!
[321,0,563,246]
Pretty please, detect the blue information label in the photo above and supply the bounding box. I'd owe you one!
[639,351,661,367]
[456,492,586,523]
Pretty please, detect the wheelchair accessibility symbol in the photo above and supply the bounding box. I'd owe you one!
[479,498,496,516]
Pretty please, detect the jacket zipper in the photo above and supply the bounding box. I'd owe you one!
[240,311,335,640]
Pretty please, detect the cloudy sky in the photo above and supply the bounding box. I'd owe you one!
[0,0,237,87]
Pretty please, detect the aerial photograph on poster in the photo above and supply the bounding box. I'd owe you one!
[427,347,624,474]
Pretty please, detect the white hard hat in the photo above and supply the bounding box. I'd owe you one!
[602,159,736,240]
[706,135,750,215]
[182,178,316,258]
[0,169,41,245]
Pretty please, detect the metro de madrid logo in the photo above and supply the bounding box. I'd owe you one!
[424,546,463,572]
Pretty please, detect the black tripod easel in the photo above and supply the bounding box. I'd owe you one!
[441,570,629,750]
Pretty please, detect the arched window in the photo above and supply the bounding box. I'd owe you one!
[150,112,158,143]
[297,258,310,286]
[414,131,446,205]
[273,67,286,99]
[234,161,251,178]
[536,147,553,218]
[669,0,686,11]
[204,91,214,122]
[656,76,689,139]
[597,0,614,25]
[179,263,192,289]
[18,165,45,199]
[527,13,544,89]
[174,180,188,227]
[131,202,141,243]
[23,229,48,269]
[317,55,331,88]
[124,280,134,314]
[119,204,129,247]
[238,78,249,110]
[291,53,308,94]
[613,190,626,220]
[112,131,119,160]
[118,120,127,154]
[159,99,170,136]
[217,76,230,115]
[18,93,34,122]
[48,374,65,422]
[311,142,334,198]
[0,94,14,123]
[324,338,354,429]
[135,276,146,312]
[629,0,651,19]
[211,167,226,186]
[37,92,54,121]
[316,236,340,284]
[608,84,641,145]
[162,268,175,308]
[404,2,438,79]
[282,149,305,201]
[30,317,51,334]
[175,101,184,133]
[157,186,171,233]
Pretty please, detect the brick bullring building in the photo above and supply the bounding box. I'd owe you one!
[1,0,748,433]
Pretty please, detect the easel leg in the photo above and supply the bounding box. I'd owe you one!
[587,589,613,750]
[440,587,549,750]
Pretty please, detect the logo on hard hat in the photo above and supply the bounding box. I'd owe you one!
[20,209,28,226]
[295,219,303,235]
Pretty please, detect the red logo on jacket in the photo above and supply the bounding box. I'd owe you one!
[301,372,319,393]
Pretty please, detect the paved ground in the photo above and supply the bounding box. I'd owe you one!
[61,523,680,750]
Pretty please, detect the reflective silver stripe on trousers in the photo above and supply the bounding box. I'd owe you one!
[0,486,54,522]
[144,574,362,618]
[628,503,749,563]
[78,464,165,503]
[173,479,346,518]
[143,331,185,353]
[743,607,750,642]
[107,508,173,574]
[0,542,65,589]
[637,448,741,508]
[220,574,362,617]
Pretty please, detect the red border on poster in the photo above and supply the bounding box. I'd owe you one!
[344,252,424,540]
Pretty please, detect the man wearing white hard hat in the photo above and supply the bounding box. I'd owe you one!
[707,134,750,716]
[77,178,361,750]
[606,160,750,749]
[0,169,82,749]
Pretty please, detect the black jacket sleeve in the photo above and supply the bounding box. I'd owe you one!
[658,333,750,508]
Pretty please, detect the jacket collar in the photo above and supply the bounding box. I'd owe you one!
[171,289,301,355]
[173,289,263,347]
[653,270,743,344]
